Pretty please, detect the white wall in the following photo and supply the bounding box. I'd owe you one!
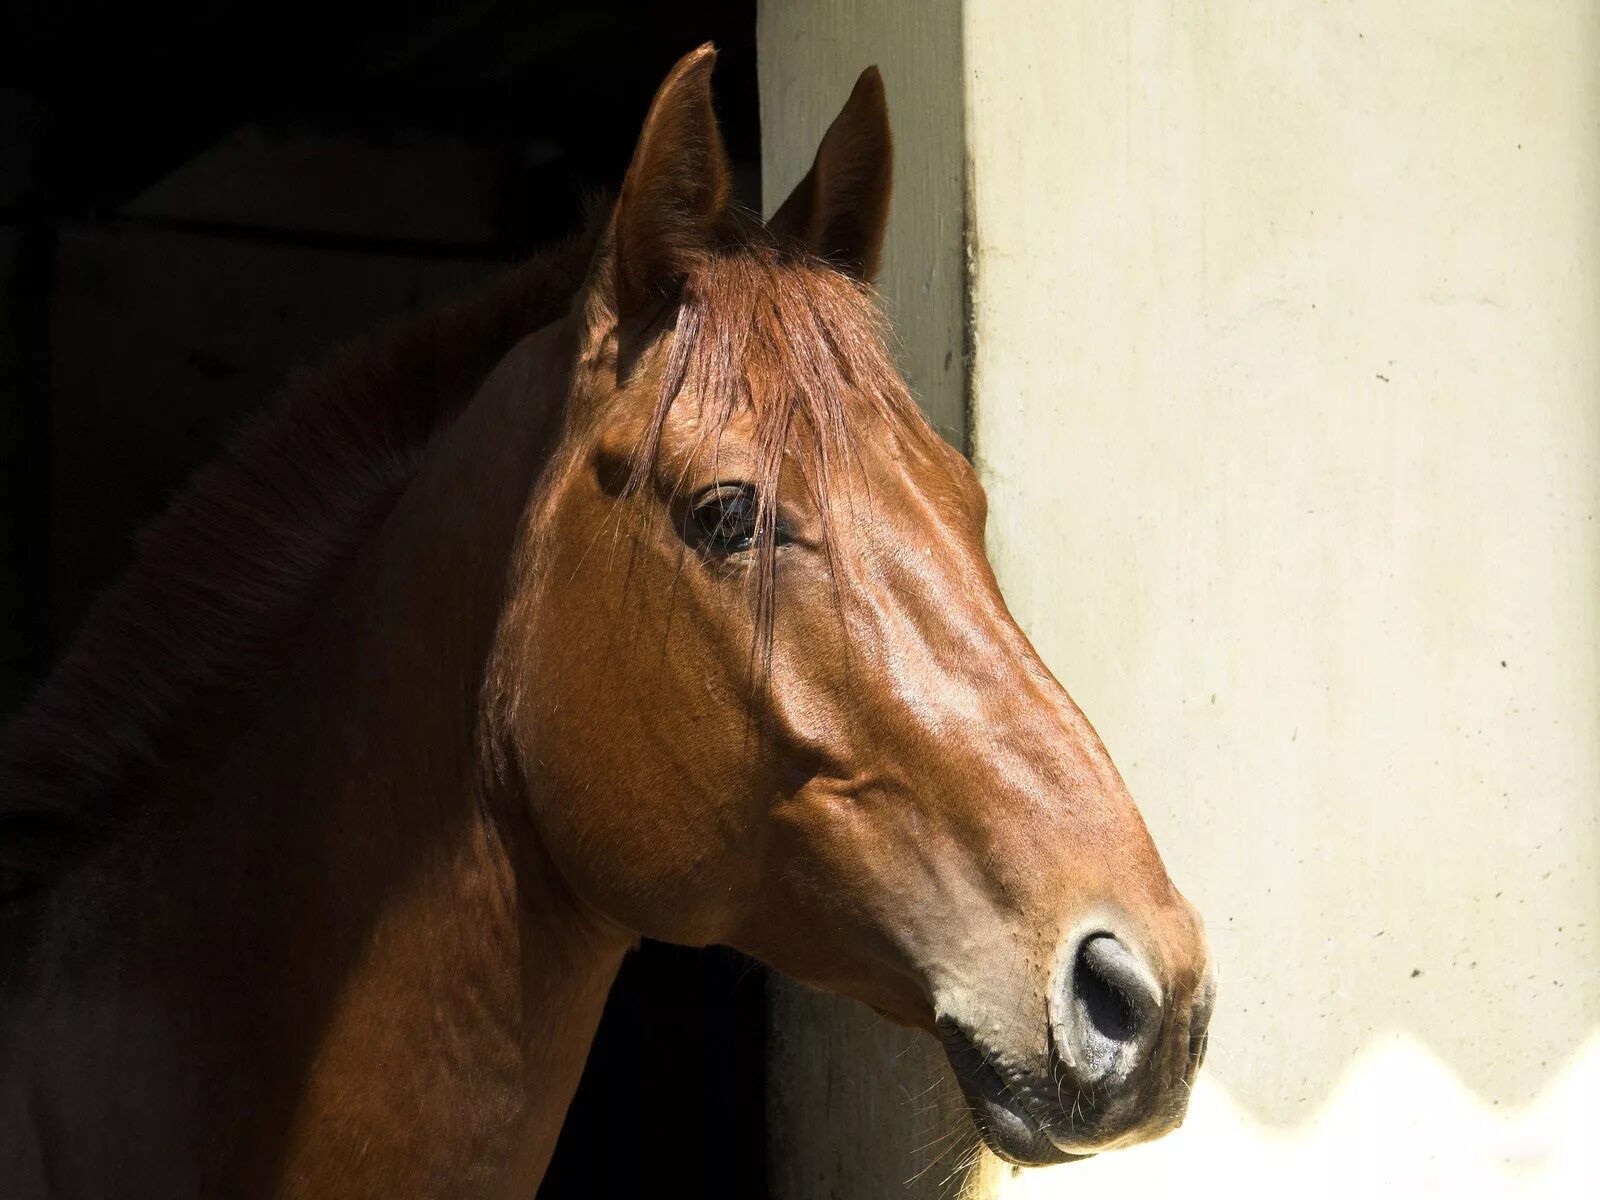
[765,2,1600,1195]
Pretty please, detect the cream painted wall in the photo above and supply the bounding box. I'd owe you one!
[764,1,1600,1195]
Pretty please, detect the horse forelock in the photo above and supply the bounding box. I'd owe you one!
[624,234,922,685]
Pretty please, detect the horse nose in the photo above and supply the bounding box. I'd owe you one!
[1053,933,1164,1086]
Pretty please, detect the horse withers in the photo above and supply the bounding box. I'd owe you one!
[0,45,1212,1197]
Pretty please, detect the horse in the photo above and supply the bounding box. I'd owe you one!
[0,45,1214,1197]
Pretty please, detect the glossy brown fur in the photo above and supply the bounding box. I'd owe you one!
[0,47,1211,1198]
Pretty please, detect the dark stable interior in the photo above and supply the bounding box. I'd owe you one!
[1,2,768,1195]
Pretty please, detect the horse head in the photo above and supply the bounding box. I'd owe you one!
[488,46,1213,1165]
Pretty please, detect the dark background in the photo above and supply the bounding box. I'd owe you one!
[1,2,768,1195]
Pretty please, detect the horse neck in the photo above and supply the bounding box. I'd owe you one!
[16,318,631,1198]
[248,317,632,1193]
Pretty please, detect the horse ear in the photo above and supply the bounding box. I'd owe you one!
[768,66,893,281]
[610,44,732,316]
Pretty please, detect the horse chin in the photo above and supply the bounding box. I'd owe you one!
[937,1020,1093,1168]
[965,1095,1092,1168]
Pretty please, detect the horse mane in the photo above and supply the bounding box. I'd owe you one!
[0,207,606,899]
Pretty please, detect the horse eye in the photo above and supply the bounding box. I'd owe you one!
[689,484,763,554]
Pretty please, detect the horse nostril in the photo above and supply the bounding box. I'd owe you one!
[1058,933,1161,1085]
[1075,944,1138,1043]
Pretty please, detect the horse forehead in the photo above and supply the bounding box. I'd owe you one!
[856,425,985,526]
[662,392,762,445]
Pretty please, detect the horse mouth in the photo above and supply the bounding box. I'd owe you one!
[936,1020,1094,1168]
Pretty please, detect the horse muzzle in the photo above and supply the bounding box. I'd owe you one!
[937,926,1215,1166]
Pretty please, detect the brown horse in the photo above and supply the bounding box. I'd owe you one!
[0,46,1212,1198]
